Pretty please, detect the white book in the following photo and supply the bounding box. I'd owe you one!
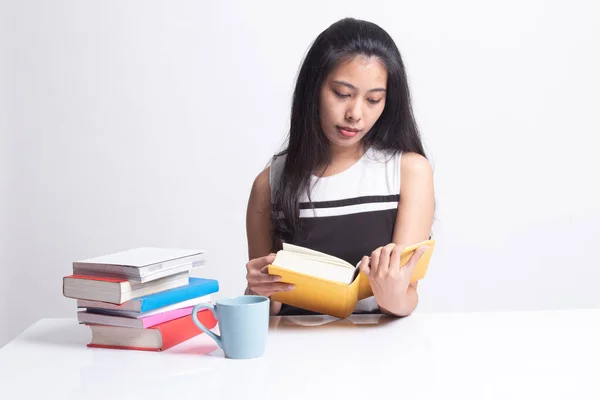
[63,272,189,304]
[72,247,206,283]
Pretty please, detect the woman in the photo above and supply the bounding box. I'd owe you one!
[245,17,434,317]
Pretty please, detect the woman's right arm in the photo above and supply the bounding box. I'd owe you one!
[245,167,294,315]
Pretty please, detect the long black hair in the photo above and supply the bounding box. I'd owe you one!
[272,17,428,250]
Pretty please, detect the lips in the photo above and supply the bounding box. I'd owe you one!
[337,126,360,138]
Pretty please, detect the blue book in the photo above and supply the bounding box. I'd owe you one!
[77,277,219,313]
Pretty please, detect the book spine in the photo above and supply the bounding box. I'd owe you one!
[139,279,219,312]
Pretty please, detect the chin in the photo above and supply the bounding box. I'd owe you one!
[329,134,365,148]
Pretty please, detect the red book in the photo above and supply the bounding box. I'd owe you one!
[86,309,217,351]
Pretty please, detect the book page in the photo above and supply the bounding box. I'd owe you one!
[281,243,353,268]
[280,251,354,270]
[273,251,357,284]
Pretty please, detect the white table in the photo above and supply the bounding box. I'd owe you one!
[1,309,599,400]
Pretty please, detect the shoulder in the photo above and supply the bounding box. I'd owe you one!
[250,167,271,202]
[247,167,272,218]
[399,152,433,197]
[249,153,286,206]
[400,152,433,180]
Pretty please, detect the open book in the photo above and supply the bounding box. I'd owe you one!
[268,239,435,318]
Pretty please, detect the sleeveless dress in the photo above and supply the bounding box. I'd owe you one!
[269,146,403,315]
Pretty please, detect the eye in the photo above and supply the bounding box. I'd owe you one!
[334,90,350,98]
[368,98,382,105]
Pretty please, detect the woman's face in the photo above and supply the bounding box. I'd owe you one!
[319,55,388,151]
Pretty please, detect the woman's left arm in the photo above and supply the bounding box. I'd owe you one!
[358,152,435,317]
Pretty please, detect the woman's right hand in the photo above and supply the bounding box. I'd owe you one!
[245,254,295,298]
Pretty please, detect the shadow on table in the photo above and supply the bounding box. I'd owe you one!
[269,313,401,331]
[20,320,90,349]
[165,342,220,356]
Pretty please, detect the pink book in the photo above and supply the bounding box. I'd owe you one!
[140,306,197,328]
[78,305,209,329]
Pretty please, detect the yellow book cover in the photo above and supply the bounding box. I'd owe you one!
[268,239,436,319]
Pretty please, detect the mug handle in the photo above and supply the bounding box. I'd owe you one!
[192,303,223,349]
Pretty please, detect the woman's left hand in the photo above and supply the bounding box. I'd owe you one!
[358,243,430,306]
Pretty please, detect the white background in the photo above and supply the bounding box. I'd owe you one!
[1,0,599,347]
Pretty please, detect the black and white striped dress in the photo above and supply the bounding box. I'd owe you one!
[269,146,403,315]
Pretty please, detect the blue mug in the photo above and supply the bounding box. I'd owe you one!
[192,295,270,359]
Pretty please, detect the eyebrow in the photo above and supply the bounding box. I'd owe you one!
[332,80,387,93]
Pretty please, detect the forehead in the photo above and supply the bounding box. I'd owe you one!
[328,55,388,88]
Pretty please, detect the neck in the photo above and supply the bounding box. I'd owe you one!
[329,143,366,163]
[313,142,367,178]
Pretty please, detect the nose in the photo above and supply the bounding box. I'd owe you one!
[345,99,362,123]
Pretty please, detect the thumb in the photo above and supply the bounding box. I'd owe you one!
[405,246,429,269]
[259,254,277,273]
[358,256,371,276]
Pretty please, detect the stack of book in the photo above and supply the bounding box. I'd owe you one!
[62,247,219,351]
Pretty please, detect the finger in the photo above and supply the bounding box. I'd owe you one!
[404,246,429,271]
[258,253,277,268]
[358,256,371,276]
[249,269,282,284]
[247,253,277,272]
[257,273,283,284]
[251,282,295,296]
[370,247,382,276]
[259,264,277,274]
[389,244,403,276]
[377,243,396,276]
